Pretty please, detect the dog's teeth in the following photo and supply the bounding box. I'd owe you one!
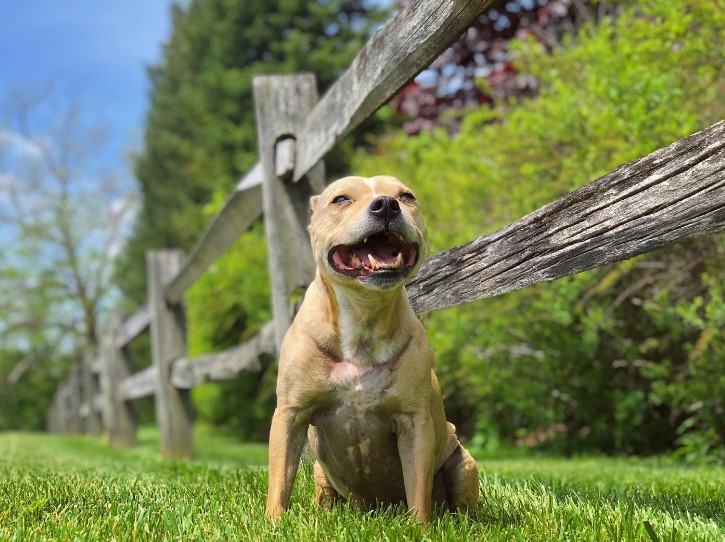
[395,253,403,267]
[363,237,368,244]
[368,254,378,270]
[351,253,362,268]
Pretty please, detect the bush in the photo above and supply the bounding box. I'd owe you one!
[0,348,64,431]
[352,0,725,459]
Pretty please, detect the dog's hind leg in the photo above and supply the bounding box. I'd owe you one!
[313,460,343,508]
[441,443,479,512]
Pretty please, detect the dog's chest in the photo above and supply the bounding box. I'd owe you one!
[327,359,393,396]
[311,373,404,494]
[318,359,401,434]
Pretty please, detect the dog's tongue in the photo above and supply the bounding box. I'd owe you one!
[354,237,399,265]
[332,233,416,273]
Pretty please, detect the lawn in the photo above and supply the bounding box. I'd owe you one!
[0,428,722,541]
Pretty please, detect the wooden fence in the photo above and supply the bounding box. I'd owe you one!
[46,0,725,457]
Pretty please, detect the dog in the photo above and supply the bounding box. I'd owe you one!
[266,175,479,522]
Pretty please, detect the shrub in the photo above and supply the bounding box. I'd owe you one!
[352,0,725,458]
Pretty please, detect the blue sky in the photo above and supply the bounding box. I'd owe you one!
[0,0,174,173]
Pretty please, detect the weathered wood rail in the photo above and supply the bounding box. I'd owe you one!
[409,121,725,313]
[47,0,725,457]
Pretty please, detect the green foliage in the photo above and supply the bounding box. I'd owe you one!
[352,0,725,458]
[115,0,387,303]
[0,349,64,431]
[185,211,276,440]
[1,431,723,540]
[186,222,272,356]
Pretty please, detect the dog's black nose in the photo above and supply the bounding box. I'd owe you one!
[368,196,401,221]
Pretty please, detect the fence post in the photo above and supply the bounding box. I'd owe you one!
[47,387,61,432]
[100,311,137,449]
[57,383,70,432]
[253,74,325,353]
[147,249,194,458]
[81,349,102,435]
[67,363,84,433]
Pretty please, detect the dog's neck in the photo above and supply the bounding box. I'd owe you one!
[318,273,410,365]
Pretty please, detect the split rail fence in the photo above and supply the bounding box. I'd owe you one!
[47,0,725,457]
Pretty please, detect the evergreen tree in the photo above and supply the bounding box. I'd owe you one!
[116,0,386,303]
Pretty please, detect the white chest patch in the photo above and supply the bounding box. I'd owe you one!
[328,360,390,395]
[334,286,397,365]
[339,324,396,366]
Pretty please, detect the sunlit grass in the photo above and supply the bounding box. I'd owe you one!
[0,429,722,541]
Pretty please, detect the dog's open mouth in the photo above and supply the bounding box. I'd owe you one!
[329,232,418,278]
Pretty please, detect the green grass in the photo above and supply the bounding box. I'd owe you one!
[0,429,723,541]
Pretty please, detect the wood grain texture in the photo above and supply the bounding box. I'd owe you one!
[164,163,264,304]
[171,321,275,389]
[408,121,725,315]
[254,74,325,353]
[293,0,497,181]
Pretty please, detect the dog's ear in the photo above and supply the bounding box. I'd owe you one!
[309,195,320,212]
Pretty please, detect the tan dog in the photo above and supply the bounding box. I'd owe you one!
[266,175,478,522]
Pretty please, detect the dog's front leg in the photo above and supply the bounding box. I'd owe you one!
[266,406,308,519]
[395,412,435,522]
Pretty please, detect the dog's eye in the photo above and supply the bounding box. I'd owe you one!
[399,192,416,203]
[331,195,351,205]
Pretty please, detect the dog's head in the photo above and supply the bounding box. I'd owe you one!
[308,176,428,290]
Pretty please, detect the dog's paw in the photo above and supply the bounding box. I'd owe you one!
[265,504,284,520]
